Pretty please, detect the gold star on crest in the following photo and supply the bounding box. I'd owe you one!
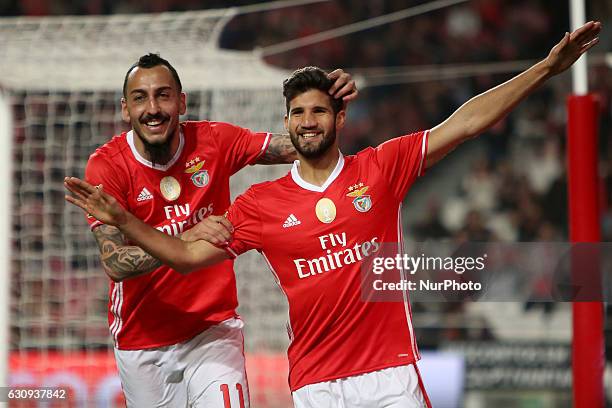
[185,159,206,174]
[346,184,369,198]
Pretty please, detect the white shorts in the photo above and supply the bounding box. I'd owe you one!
[292,364,430,408]
[114,318,249,408]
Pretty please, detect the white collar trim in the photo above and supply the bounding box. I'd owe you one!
[290,152,345,192]
[127,129,184,171]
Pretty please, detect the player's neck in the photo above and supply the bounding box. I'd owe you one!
[297,148,340,187]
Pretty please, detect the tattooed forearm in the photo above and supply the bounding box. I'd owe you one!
[93,224,162,281]
[257,133,297,165]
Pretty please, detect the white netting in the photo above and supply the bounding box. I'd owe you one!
[0,10,288,91]
[2,9,291,406]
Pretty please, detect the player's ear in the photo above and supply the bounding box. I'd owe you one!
[284,114,289,132]
[120,98,130,123]
[335,109,346,131]
[179,92,186,115]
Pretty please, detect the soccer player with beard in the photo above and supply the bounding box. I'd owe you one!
[80,53,357,407]
[66,22,600,407]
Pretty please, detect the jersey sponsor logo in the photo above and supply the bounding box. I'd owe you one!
[283,214,301,228]
[136,187,154,202]
[293,232,381,278]
[185,156,209,188]
[157,203,214,236]
[347,183,372,213]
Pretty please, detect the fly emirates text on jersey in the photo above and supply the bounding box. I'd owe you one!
[294,232,381,279]
[156,203,214,236]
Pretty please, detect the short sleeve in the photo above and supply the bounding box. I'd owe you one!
[374,130,429,200]
[225,188,264,258]
[84,152,128,230]
[211,122,270,175]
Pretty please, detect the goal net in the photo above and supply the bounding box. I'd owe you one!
[1,9,292,407]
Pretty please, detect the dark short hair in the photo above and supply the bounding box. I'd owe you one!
[122,53,182,97]
[282,66,343,114]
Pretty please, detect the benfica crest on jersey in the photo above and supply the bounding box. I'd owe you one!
[185,157,209,188]
[346,183,372,213]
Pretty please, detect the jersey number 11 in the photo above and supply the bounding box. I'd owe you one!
[220,383,246,408]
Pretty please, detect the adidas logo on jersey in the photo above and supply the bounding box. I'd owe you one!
[137,187,154,202]
[283,214,301,228]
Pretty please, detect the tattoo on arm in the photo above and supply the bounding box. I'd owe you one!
[93,225,162,281]
[257,133,297,165]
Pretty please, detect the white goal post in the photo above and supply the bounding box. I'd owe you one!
[0,88,13,389]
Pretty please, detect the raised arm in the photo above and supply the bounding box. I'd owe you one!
[257,133,297,165]
[426,21,601,166]
[65,177,229,274]
[256,68,358,164]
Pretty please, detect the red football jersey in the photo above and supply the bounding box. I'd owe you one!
[226,130,429,390]
[85,121,270,349]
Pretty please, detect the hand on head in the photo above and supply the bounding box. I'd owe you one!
[327,69,358,103]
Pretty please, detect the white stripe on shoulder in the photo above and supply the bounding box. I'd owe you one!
[417,130,429,177]
[90,220,103,230]
[260,133,272,155]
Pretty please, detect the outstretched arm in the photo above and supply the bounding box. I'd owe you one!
[65,177,229,274]
[92,224,162,282]
[256,68,359,164]
[91,207,233,281]
[426,21,601,166]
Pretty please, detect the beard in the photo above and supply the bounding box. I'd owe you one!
[134,114,175,166]
[290,128,336,159]
[141,134,174,166]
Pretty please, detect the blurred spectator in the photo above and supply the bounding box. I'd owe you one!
[461,158,498,213]
[456,210,495,242]
[523,137,563,196]
[414,197,450,240]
